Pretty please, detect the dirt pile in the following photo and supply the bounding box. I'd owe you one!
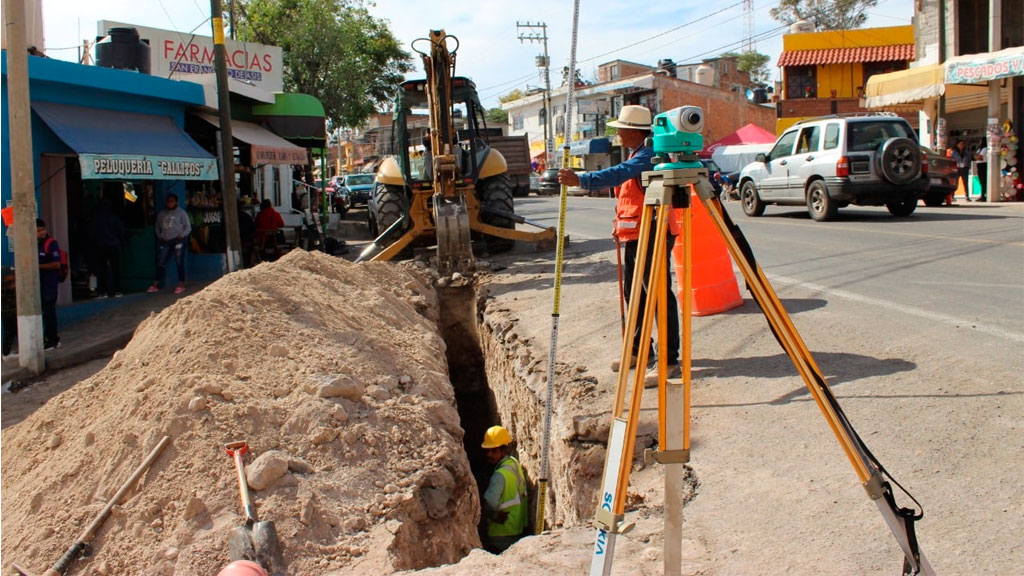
[1,250,480,575]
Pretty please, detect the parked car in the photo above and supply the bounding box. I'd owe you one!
[737,114,927,221]
[340,173,376,208]
[538,168,560,196]
[921,146,958,206]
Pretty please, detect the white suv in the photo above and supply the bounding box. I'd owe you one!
[737,115,926,221]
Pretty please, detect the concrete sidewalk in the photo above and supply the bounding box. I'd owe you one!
[2,285,202,383]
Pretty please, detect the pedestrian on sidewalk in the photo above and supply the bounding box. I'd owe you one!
[951,139,972,202]
[148,193,191,295]
[88,191,125,298]
[558,105,681,380]
[36,218,61,349]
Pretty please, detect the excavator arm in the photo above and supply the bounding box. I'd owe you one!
[418,30,474,275]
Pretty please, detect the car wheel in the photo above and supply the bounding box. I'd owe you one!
[806,180,837,222]
[740,180,765,217]
[878,138,921,185]
[886,196,918,217]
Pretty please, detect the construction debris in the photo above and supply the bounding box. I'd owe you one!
[0,251,479,574]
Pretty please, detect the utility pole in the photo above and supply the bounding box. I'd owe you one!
[210,0,243,271]
[5,0,45,373]
[517,21,555,168]
[986,0,1001,204]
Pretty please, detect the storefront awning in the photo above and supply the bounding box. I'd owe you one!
[251,93,327,148]
[569,137,611,156]
[778,44,914,67]
[864,64,945,107]
[195,113,308,165]
[32,102,218,180]
[944,46,1024,84]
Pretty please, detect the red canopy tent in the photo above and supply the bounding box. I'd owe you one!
[701,123,777,157]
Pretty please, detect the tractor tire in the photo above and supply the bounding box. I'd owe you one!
[478,174,516,254]
[373,184,413,259]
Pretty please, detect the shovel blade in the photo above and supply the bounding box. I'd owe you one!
[253,521,287,576]
[227,526,257,563]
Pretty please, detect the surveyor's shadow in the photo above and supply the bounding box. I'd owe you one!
[692,350,916,405]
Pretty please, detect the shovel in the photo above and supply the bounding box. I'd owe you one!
[225,441,286,576]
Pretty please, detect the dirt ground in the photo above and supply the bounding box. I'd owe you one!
[3,218,1021,574]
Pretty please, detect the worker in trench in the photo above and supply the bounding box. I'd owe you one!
[480,425,528,553]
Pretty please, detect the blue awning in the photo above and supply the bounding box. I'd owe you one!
[32,102,218,181]
[569,137,611,156]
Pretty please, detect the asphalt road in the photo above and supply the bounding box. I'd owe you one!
[515,195,1024,351]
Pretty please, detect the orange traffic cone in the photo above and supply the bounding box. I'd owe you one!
[671,188,743,316]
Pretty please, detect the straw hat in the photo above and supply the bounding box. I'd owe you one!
[607,105,652,130]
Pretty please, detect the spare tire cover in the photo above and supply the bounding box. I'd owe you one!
[878,137,921,185]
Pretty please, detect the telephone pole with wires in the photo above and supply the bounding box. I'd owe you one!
[516,21,555,167]
[742,0,755,53]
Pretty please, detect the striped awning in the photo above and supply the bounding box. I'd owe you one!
[778,44,915,67]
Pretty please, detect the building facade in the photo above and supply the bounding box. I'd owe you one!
[503,59,775,172]
[775,25,916,134]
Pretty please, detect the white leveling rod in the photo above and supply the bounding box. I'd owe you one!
[536,0,581,536]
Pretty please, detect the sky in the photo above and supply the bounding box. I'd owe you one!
[38,0,915,109]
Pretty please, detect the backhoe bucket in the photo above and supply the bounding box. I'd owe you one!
[434,193,474,275]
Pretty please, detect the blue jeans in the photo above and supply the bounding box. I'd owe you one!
[155,239,186,286]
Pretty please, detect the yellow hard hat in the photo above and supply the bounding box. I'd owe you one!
[481,425,512,449]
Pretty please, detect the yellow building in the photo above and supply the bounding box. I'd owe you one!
[776,26,915,133]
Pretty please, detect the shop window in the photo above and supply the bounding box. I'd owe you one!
[786,66,817,98]
[638,93,658,113]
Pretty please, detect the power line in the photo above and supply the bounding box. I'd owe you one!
[577,1,746,65]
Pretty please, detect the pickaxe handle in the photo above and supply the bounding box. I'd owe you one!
[12,436,171,576]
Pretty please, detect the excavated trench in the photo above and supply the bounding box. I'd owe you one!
[435,281,596,553]
[433,278,701,566]
[436,284,501,542]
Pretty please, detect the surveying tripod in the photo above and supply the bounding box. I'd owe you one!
[588,165,934,576]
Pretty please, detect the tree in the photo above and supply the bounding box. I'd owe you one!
[561,66,586,87]
[486,107,508,125]
[769,0,878,31]
[721,51,772,85]
[236,0,412,128]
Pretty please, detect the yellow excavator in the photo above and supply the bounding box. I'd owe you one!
[360,30,556,274]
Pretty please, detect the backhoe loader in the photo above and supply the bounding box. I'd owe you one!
[366,30,556,274]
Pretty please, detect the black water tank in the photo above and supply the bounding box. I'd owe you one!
[96,27,150,74]
[752,87,768,104]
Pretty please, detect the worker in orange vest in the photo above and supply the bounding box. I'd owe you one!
[559,105,680,382]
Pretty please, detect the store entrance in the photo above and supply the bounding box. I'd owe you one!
[65,158,157,298]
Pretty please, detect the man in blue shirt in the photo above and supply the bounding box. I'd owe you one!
[36,219,61,349]
[558,105,680,382]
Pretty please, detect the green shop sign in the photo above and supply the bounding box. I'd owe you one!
[79,154,219,181]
